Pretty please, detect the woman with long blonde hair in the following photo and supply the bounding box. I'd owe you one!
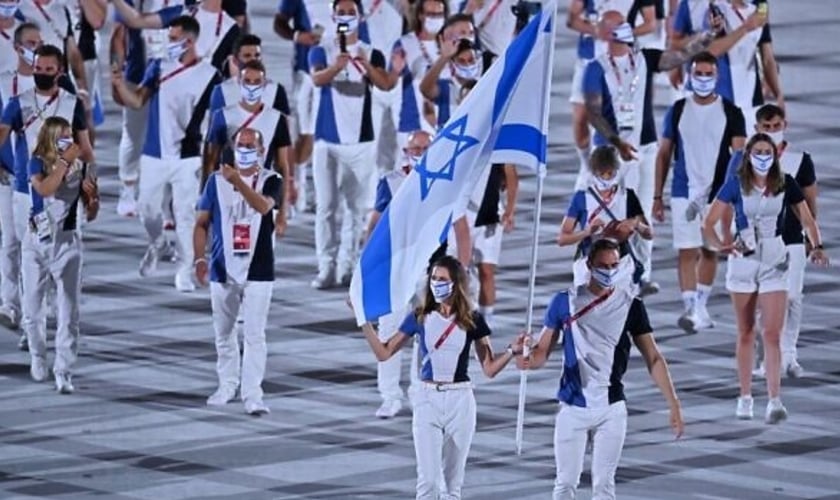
[23,116,99,394]
[360,255,524,499]
[703,133,828,424]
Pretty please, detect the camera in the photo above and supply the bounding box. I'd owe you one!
[511,1,541,34]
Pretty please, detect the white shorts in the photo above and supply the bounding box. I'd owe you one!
[725,238,789,294]
[292,70,317,137]
[569,59,589,105]
[671,197,725,250]
[447,210,504,266]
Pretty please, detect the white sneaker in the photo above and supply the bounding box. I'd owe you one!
[116,186,137,217]
[0,305,19,330]
[174,268,195,293]
[786,360,804,379]
[677,311,697,334]
[310,267,336,290]
[30,356,48,382]
[693,307,715,330]
[375,399,402,419]
[55,372,74,394]
[736,395,754,420]
[139,244,159,277]
[207,386,237,406]
[765,398,788,424]
[244,399,270,415]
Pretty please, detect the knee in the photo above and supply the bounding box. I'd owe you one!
[415,474,439,499]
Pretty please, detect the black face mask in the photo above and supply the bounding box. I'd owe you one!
[33,73,56,91]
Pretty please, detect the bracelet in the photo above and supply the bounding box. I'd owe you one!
[505,344,518,357]
[193,258,207,267]
[815,244,824,250]
[653,195,663,200]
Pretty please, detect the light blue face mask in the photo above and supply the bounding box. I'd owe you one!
[56,137,74,153]
[750,153,774,177]
[167,39,187,62]
[591,267,619,288]
[0,2,18,18]
[690,75,717,97]
[20,46,35,67]
[429,279,454,303]
[335,15,359,34]
[235,147,260,169]
[592,173,618,192]
[239,83,264,104]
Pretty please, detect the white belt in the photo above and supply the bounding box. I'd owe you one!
[422,381,473,392]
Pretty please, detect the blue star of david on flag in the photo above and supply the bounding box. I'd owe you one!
[414,116,480,201]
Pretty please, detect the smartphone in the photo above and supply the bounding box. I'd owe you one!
[221,147,234,168]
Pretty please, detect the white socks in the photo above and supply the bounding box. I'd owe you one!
[696,284,712,311]
[681,290,696,313]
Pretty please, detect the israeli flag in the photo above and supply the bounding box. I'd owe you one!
[349,3,556,325]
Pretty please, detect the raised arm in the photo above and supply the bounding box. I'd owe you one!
[111,0,165,30]
[658,31,715,71]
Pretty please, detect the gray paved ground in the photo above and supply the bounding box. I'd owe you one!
[1,2,839,499]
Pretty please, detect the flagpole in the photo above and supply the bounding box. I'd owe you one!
[515,2,557,456]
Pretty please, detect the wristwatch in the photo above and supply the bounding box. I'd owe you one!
[505,344,516,357]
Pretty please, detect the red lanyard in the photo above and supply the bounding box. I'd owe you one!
[564,289,614,328]
[478,0,504,30]
[23,92,59,131]
[432,321,458,351]
[233,104,264,140]
[587,187,617,223]
[732,5,746,22]
[192,7,224,37]
[12,73,17,96]
[0,29,10,41]
[33,1,52,23]
[607,52,638,97]
[158,59,197,85]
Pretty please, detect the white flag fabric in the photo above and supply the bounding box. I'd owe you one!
[349,4,555,325]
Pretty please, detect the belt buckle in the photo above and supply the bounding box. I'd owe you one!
[435,383,445,392]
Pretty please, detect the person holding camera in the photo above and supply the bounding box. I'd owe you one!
[518,237,683,500]
[23,116,99,393]
[702,133,827,424]
[653,51,745,334]
[194,127,282,416]
[557,145,652,288]
[307,0,392,290]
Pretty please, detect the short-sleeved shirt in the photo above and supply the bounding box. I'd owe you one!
[196,171,281,283]
[157,4,240,73]
[277,0,332,73]
[309,42,385,144]
[28,156,93,233]
[779,149,816,245]
[399,310,491,383]
[0,15,25,75]
[392,33,441,133]
[1,88,86,194]
[582,48,663,147]
[543,287,652,407]
[662,96,745,202]
[565,187,644,258]
[140,58,221,159]
[715,173,804,238]
[18,1,73,55]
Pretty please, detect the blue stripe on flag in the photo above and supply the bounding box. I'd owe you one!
[495,124,546,163]
[360,209,393,321]
[439,213,452,244]
[492,10,542,124]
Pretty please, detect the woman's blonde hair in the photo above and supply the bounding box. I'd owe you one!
[738,132,785,195]
[32,116,72,175]
[416,255,475,331]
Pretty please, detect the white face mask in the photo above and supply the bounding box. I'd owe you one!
[429,279,453,303]
[591,267,619,288]
[452,59,481,81]
[20,46,35,67]
[592,174,618,192]
[56,137,73,152]
[239,83,264,104]
[423,17,445,35]
[766,129,784,146]
[691,75,717,98]
[750,153,774,177]
[167,39,188,62]
[235,147,260,169]
[611,22,635,44]
[335,15,359,35]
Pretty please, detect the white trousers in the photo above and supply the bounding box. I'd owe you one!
[210,280,273,402]
[621,142,656,281]
[553,401,628,500]
[371,86,402,176]
[22,230,82,375]
[312,141,376,274]
[782,243,806,361]
[377,306,423,402]
[0,182,21,315]
[118,83,147,184]
[138,155,200,273]
[412,385,476,500]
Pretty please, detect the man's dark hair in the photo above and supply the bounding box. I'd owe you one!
[169,15,201,38]
[442,13,474,35]
[240,60,267,75]
[589,145,619,175]
[756,103,785,123]
[233,34,262,55]
[332,0,362,11]
[691,51,718,68]
[13,22,39,46]
[35,44,64,69]
[587,238,621,265]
